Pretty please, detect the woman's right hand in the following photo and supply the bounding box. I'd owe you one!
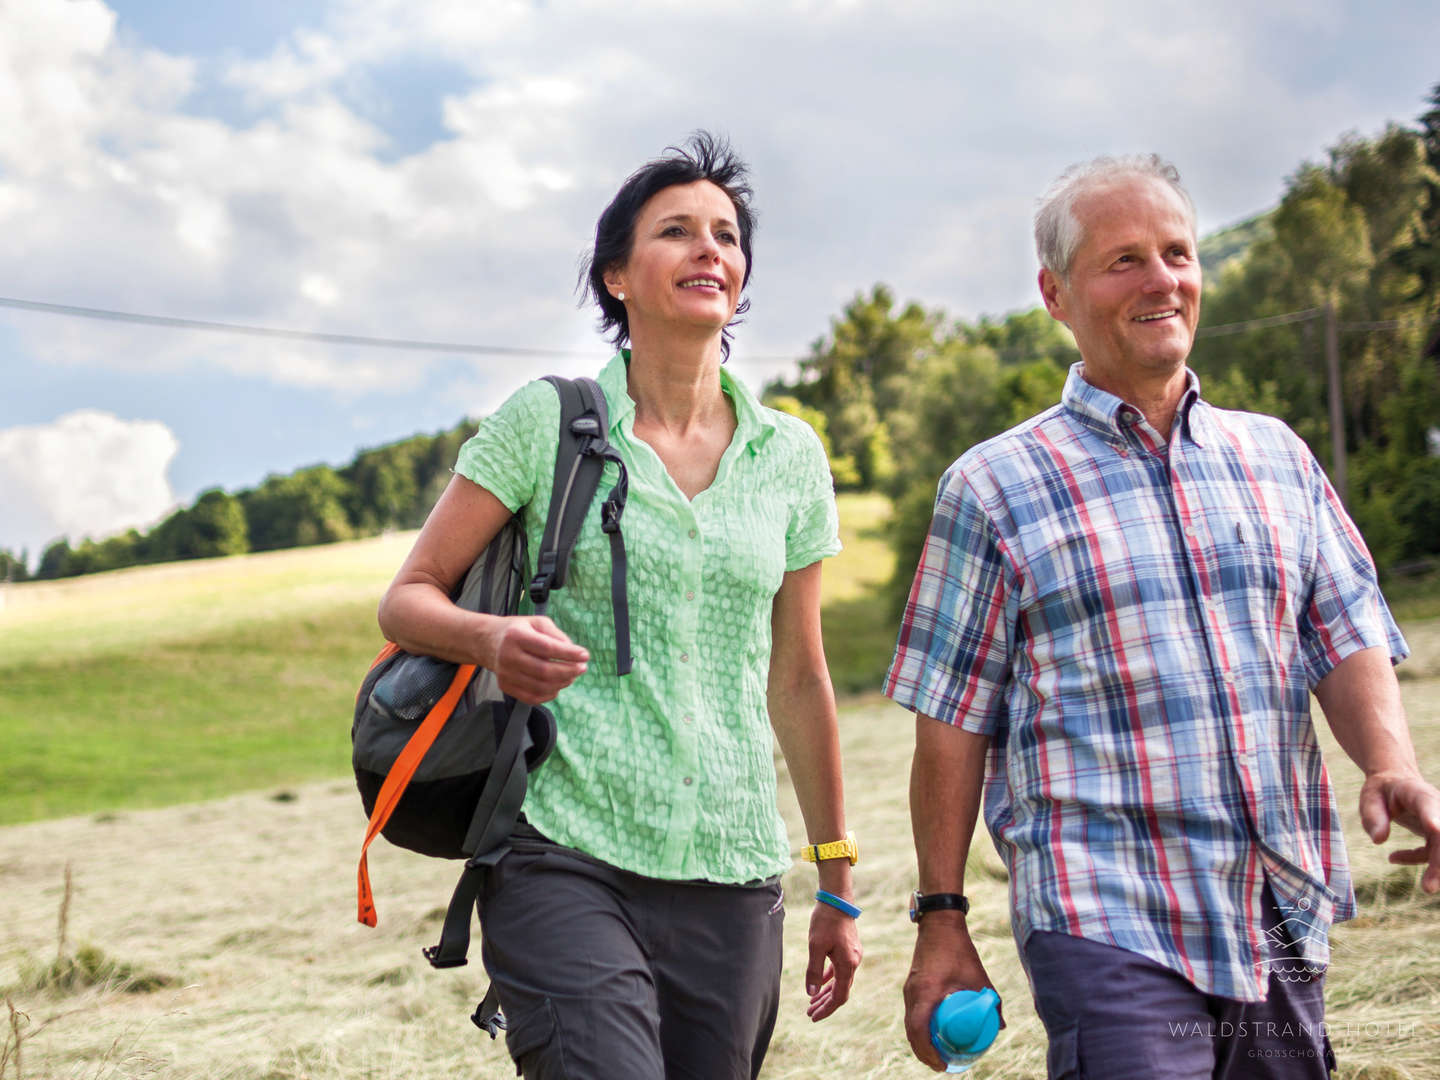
[489,615,590,704]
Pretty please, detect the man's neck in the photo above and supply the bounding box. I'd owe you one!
[1078,362,1190,442]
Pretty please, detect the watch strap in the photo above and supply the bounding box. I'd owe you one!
[800,830,859,865]
[910,890,969,922]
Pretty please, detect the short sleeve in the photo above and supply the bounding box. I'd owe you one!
[784,422,842,572]
[453,380,559,513]
[1298,453,1409,686]
[884,462,1017,733]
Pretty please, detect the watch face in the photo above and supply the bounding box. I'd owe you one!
[909,890,923,923]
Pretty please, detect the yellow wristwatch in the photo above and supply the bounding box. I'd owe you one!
[801,831,859,866]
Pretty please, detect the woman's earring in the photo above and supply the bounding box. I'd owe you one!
[617,291,625,301]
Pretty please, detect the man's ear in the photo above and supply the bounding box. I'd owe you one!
[1039,268,1068,324]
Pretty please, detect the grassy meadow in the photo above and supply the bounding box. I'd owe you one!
[1,495,1439,1078]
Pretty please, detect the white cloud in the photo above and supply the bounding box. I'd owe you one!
[1,0,1437,546]
[0,410,179,556]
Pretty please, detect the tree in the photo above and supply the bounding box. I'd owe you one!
[241,466,356,552]
[770,285,942,489]
[0,548,28,583]
[149,489,250,561]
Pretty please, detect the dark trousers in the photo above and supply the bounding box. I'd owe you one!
[477,839,784,1080]
[1024,887,1335,1079]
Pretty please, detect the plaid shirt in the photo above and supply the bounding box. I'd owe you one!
[885,364,1407,1001]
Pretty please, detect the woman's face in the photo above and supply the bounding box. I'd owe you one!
[605,180,746,341]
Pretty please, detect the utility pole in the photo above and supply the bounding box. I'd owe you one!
[1324,298,1348,507]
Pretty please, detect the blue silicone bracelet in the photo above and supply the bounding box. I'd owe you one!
[814,890,862,918]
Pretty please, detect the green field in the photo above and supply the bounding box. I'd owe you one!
[0,496,896,826]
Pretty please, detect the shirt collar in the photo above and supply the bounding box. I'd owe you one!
[598,350,777,451]
[1060,361,1208,447]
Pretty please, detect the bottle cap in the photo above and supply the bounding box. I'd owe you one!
[930,987,1001,1070]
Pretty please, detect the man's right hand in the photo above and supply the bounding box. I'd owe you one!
[903,913,1001,1071]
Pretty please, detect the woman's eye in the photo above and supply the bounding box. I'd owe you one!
[662,225,685,237]
[717,231,737,244]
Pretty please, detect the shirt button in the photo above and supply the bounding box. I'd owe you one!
[685,590,695,601]
[679,652,689,663]
[683,714,695,725]
[688,528,698,539]
[1223,671,1237,685]
[683,776,693,786]
[1184,525,1197,538]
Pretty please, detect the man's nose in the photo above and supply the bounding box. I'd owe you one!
[1142,256,1179,292]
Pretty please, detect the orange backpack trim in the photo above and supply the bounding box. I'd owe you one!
[356,643,478,927]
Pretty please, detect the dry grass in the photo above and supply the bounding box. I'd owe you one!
[2,515,1438,1077]
[1,674,1438,1079]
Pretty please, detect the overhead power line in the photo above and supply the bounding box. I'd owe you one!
[0,294,1417,366]
[0,295,598,359]
[0,294,810,365]
[1196,308,1322,338]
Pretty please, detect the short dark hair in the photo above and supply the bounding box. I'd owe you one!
[580,131,756,358]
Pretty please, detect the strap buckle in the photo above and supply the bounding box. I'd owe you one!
[601,499,622,534]
[529,551,558,605]
[421,944,468,969]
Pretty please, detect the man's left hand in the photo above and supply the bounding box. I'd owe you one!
[1359,770,1440,893]
[805,901,862,1021]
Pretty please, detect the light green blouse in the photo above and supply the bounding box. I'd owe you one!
[454,352,841,883]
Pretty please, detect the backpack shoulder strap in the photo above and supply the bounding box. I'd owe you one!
[530,375,631,675]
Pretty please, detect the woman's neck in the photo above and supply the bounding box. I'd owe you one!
[625,329,729,435]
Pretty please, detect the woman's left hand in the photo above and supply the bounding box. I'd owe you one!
[805,900,862,1021]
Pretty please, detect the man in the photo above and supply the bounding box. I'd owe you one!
[885,154,1440,1078]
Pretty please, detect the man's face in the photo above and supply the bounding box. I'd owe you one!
[1039,175,1201,383]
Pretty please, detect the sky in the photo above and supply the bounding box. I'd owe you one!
[1,0,1437,560]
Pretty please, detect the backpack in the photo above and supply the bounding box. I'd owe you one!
[351,375,631,1034]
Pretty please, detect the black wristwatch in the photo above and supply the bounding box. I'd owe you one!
[910,890,970,923]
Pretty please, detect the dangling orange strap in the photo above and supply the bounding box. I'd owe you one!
[356,650,478,928]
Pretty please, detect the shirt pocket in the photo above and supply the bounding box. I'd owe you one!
[1213,517,1307,630]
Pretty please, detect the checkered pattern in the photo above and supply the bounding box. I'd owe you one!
[885,364,1407,1001]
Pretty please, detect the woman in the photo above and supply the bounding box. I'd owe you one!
[377,132,861,1079]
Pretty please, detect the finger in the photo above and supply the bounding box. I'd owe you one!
[904,1011,945,1071]
[828,958,856,1006]
[1429,828,1440,893]
[1387,845,1431,865]
[510,647,588,684]
[805,944,830,997]
[1359,782,1392,843]
[807,986,839,1021]
[528,617,590,660]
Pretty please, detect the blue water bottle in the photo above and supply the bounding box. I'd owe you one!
[929,987,1001,1073]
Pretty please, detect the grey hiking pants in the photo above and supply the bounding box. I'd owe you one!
[477,833,785,1079]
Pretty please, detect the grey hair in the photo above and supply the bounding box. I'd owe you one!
[1034,154,1197,278]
